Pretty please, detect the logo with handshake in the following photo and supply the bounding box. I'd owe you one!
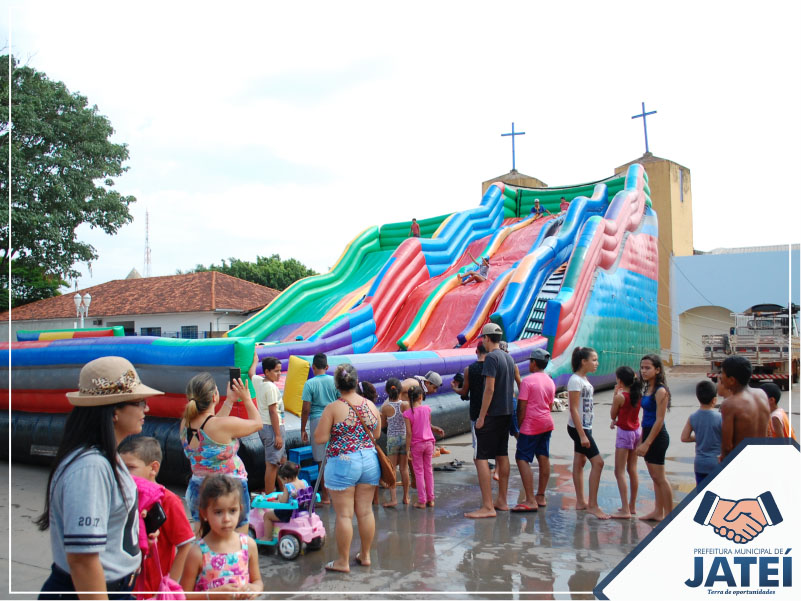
[693,490,783,544]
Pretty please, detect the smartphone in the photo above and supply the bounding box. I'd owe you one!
[229,367,241,386]
[144,501,166,534]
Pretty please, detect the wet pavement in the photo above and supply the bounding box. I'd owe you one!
[2,373,798,599]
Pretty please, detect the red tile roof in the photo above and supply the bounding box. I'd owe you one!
[4,272,279,321]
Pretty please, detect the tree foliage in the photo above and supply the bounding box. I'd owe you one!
[0,257,68,311]
[186,255,317,291]
[0,55,136,301]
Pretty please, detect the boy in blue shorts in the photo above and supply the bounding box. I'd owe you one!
[513,348,555,511]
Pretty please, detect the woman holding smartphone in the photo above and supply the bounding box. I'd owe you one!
[37,356,164,599]
[180,371,262,533]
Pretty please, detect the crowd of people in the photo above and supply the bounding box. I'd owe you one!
[36,332,795,598]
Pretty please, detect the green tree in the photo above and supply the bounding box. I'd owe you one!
[187,254,317,290]
[0,55,135,304]
[0,257,69,311]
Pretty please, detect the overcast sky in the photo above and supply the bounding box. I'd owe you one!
[5,1,801,292]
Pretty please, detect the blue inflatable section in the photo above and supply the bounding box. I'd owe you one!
[491,184,611,341]
[419,183,505,277]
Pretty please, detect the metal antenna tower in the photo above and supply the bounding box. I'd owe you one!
[144,209,152,278]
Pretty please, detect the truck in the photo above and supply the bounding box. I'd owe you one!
[703,306,799,391]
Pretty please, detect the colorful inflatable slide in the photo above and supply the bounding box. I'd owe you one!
[2,163,659,484]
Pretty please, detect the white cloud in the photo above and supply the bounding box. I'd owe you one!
[6,0,800,291]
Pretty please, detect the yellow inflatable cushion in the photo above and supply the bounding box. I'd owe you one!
[283,355,310,417]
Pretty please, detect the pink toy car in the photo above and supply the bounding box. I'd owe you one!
[248,487,326,560]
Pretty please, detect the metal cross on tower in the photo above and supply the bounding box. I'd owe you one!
[501,122,526,171]
[631,102,657,154]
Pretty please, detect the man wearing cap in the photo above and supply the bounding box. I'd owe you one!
[512,348,556,512]
[465,323,516,519]
[403,371,442,400]
[38,356,164,597]
[529,198,551,219]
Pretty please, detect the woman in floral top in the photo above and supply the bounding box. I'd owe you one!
[314,364,381,572]
[181,373,262,532]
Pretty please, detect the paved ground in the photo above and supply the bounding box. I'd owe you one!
[2,372,798,599]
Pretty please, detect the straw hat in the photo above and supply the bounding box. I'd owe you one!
[66,356,164,407]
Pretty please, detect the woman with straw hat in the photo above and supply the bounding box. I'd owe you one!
[37,356,164,599]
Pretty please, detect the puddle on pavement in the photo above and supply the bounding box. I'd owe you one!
[256,464,677,596]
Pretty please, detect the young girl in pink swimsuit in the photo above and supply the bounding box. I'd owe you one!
[180,475,263,599]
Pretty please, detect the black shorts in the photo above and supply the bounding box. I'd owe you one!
[273,509,294,523]
[641,425,669,465]
[475,414,512,460]
[567,425,600,459]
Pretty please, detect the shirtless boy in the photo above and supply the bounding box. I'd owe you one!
[717,356,770,459]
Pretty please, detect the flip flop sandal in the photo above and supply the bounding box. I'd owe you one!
[510,503,538,513]
[324,561,349,573]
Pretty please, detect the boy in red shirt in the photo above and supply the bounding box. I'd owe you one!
[119,437,195,597]
[513,348,555,511]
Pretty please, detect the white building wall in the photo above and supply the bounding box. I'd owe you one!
[678,306,734,365]
[3,311,249,342]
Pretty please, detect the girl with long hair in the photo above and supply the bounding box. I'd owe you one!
[636,353,673,522]
[38,356,163,599]
[566,346,610,519]
[609,366,643,519]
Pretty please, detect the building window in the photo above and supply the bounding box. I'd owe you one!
[181,325,199,339]
[141,327,162,337]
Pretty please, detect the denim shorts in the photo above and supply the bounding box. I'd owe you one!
[185,474,250,527]
[386,433,406,456]
[324,448,380,491]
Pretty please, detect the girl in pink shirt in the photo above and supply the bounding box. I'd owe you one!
[403,386,445,508]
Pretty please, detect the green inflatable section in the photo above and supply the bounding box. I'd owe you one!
[228,213,451,341]
[546,315,659,382]
[500,174,647,218]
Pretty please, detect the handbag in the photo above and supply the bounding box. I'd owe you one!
[348,398,397,488]
[147,542,186,600]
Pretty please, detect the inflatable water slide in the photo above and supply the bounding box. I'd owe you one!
[1,163,659,484]
[225,163,657,397]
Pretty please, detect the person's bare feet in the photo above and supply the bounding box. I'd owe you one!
[355,552,371,567]
[639,511,663,522]
[575,502,588,510]
[588,506,611,519]
[465,508,497,519]
[494,503,509,511]
[610,510,632,519]
[383,501,398,508]
[629,504,637,515]
[426,500,435,507]
[535,494,547,507]
[413,502,426,509]
[402,496,410,504]
[492,470,500,482]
